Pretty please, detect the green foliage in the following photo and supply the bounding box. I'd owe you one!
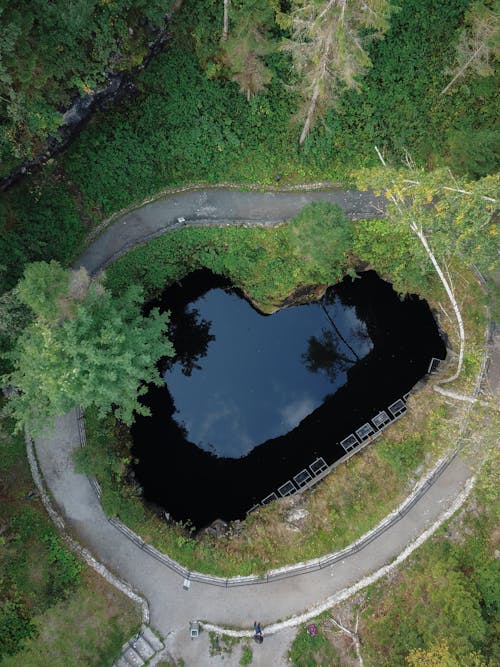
[353,217,432,295]
[0,422,81,660]
[0,288,32,375]
[406,641,487,666]
[2,0,495,298]
[0,596,37,661]
[15,260,69,323]
[284,0,394,144]
[0,585,140,667]
[42,534,83,601]
[287,202,354,280]
[107,203,352,311]
[355,166,500,274]
[0,0,170,169]
[239,644,253,665]
[447,128,500,178]
[0,171,84,294]
[75,408,146,524]
[63,46,302,217]
[376,436,424,479]
[0,405,140,666]
[361,504,499,666]
[4,262,173,432]
[289,624,341,666]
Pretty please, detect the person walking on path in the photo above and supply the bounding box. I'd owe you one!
[253,621,263,643]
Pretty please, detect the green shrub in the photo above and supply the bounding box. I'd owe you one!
[42,534,83,601]
[239,644,253,665]
[0,597,37,661]
[377,437,425,479]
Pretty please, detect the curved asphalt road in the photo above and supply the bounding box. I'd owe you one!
[34,186,496,666]
[76,187,384,274]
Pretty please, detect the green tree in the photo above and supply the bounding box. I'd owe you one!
[219,0,276,99]
[3,261,173,433]
[355,167,499,273]
[287,201,354,278]
[355,165,498,395]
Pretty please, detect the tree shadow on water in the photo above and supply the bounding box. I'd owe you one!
[302,328,355,383]
[162,306,215,377]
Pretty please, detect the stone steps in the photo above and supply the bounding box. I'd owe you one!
[113,625,164,667]
[141,626,164,652]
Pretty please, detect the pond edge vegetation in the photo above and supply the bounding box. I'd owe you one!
[73,193,493,578]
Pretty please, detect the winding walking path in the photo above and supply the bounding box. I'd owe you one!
[33,186,498,666]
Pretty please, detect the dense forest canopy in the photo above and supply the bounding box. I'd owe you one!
[0,0,170,169]
[0,0,498,173]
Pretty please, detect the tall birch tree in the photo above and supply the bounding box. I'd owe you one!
[281,0,394,145]
[355,163,498,398]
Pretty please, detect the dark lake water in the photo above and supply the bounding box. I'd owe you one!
[131,270,446,529]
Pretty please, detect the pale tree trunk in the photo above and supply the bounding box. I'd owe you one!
[299,30,334,145]
[374,147,466,391]
[330,613,364,667]
[222,0,230,41]
[299,84,321,146]
[440,43,486,95]
[411,225,465,384]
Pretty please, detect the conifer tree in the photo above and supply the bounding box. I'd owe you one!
[280,0,394,144]
[441,0,499,96]
[3,261,173,433]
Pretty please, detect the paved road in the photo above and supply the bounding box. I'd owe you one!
[36,416,474,648]
[76,187,384,274]
[34,185,496,666]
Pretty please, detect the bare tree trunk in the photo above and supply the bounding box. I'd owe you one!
[440,44,486,95]
[411,225,465,385]
[299,84,321,146]
[374,146,466,390]
[299,30,334,145]
[222,0,230,41]
[330,613,364,667]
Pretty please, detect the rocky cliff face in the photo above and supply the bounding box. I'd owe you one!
[0,20,170,192]
[244,283,329,315]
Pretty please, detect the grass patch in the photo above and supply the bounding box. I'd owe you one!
[0,570,140,667]
[209,632,239,657]
[289,623,342,667]
[239,644,253,665]
[0,407,141,665]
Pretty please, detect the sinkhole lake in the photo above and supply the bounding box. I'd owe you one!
[131,270,446,529]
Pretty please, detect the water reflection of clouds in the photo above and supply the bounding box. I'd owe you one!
[166,287,375,460]
[279,396,316,430]
[182,393,254,458]
[342,305,373,357]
